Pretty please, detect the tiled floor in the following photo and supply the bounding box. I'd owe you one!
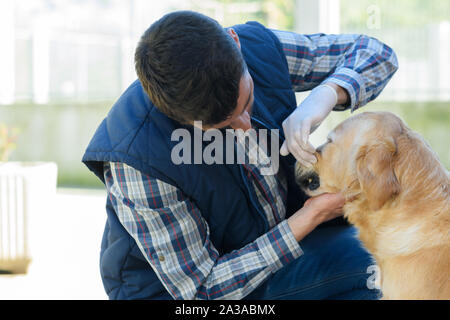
[0,188,108,300]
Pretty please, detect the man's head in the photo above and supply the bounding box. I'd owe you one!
[135,11,254,130]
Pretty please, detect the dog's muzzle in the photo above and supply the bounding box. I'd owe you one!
[295,163,320,191]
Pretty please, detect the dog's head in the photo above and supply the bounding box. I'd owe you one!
[296,111,404,211]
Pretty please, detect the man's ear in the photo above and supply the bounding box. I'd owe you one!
[227,28,241,49]
[356,137,400,211]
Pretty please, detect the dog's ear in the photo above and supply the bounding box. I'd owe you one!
[356,137,400,211]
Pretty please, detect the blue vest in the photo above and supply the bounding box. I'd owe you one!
[82,21,306,299]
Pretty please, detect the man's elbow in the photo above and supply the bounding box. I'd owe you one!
[373,36,399,74]
[388,46,399,75]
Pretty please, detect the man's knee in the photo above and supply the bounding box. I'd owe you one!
[245,226,379,299]
[299,225,375,276]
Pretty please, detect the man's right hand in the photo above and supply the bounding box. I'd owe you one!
[280,84,339,167]
[287,193,345,241]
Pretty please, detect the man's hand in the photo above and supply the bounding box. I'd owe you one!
[302,193,345,224]
[287,193,346,241]
[280,83,347,167]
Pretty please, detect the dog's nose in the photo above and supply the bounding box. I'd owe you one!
[298,172,320,191]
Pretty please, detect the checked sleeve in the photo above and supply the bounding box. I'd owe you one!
[272,29,399,111]
[104,162,303,300]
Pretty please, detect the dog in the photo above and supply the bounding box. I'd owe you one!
[295,111,450,299]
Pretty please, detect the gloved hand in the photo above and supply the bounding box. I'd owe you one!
[280,84,338,167]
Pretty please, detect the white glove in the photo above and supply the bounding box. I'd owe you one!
[280,84,338,167]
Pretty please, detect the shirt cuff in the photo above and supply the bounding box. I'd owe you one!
[324,67,365,112]
[255,220,303,273]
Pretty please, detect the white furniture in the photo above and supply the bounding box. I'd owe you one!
[0,162,57,274]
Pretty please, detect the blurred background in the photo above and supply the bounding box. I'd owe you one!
[0,0,448,299]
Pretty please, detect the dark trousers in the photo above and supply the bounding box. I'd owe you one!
[245,225,381,300]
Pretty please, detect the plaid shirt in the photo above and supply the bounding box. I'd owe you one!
[103,29,398,300]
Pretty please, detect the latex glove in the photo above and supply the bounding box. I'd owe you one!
[280,84,338,167]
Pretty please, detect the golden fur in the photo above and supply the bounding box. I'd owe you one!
[296,111,450,299]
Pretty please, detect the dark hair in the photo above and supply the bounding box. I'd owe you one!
[134,11,246,126]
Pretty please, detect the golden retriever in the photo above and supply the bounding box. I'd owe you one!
[295,111,450,300]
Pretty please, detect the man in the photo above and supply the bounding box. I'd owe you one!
[82,11,398,299]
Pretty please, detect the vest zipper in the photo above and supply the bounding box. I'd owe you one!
[238,163,270,231]
[251,115,286,141]
[236,115,284,232]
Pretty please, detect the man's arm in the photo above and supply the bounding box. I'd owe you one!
[272,30,399,111]
[104,162,304,300]
[271,29,398,165]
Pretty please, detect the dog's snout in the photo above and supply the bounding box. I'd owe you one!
[295,163,320,191]
[300,173,320,191]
